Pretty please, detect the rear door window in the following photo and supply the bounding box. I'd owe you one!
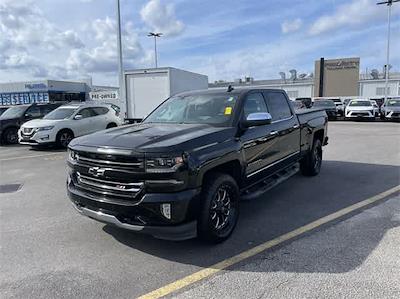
[264,92,292,121]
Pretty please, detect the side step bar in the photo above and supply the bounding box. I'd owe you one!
[241,163,299,201]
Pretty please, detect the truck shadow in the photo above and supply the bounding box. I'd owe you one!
[103,160,400,274]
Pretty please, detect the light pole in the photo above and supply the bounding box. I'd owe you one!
[115,0,127,117]
[148,32,162,68]
[377,0,399,103]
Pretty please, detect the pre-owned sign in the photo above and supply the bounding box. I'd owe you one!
[89,91,118,101]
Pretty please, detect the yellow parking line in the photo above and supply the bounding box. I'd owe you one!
[0,152,64,162]
[138,185,400,299]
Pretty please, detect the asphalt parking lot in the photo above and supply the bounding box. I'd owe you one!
[0,121,399,299]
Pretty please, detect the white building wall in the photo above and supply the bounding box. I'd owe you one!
[359,80,400,98]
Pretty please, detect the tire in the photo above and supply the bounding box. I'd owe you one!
[56,130,74,149]
[300,138,322,176]
[2,127,18,144]
[198,173,239,243]
[106,123,117,129]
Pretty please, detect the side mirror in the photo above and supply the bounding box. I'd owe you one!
[74,114,83,120]
[243,112,272,127]
[25,113,33,118]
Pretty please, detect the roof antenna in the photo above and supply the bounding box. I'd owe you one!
[227,85,234,92]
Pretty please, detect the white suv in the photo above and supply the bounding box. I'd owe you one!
[19,103,122,148]
[345,99,376,120]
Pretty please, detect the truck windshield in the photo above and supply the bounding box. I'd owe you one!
[144,94,238,126]
[44,107,78,120]
[349,100,371,107]
[0,105,27,119]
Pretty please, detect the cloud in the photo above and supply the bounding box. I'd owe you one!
[309,0,397,35]
[0,0,84,78]
[140,0,184,37]
[281,18,303,34]
[66,17,150,74]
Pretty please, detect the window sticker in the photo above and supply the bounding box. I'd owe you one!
[227,96,234,102]
[224,107,233,115]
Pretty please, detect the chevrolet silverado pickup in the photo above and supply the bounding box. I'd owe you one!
[67,88,328,243]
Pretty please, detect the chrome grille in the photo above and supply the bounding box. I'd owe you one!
[75,151,144,172]
[75,172,144,199]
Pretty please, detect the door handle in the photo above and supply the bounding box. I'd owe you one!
[270,131,278,136]
[293,124,300,129]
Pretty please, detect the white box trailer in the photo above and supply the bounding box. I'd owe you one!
[124,67,208,120]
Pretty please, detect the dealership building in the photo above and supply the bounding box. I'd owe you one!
[209,57,400,100]
[0,79,118,106]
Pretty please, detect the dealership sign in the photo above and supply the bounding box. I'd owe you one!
[89,91,118,101]
[325,60,359,70]
[0,92,49,106]
[24,83,47,90]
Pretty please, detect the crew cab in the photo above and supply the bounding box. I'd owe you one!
[0,103,62,145]
[67,88,328,243]
[19,103,122,148]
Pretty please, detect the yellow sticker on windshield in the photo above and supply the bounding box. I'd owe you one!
[224,107,233,115]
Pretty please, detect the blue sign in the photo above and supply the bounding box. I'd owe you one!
[25,83,47,90]
[0,92,49,106]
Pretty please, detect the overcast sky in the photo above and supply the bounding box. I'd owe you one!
[1,0,399,86]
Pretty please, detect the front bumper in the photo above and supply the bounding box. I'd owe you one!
[345,110,375,118]
[18,129,57,145]
[67,179,200,241]
[384,111,400,119]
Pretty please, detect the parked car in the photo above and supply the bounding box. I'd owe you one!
[0,103,62,145]
[329,98,344,116]
[67,88,328,242]
[345,99,376,120]
[380,99,400,120]
[19,103,122,148]
[312,100,337,120]
[0,106,9,116]
[295,97,312,108]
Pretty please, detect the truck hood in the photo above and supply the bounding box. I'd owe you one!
[69,123,235,153]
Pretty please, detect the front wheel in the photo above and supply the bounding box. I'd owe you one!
[56,130,74,149]
[198,173,239,243]
[3,127,18,144]
[300,138,322,176]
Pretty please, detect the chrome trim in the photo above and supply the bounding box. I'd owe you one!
[72,204,146,231]
[271,115,294,124]
[247,151,300,178]
[77,155,143,167]
[76,173,143,193]
[73,161,141,174]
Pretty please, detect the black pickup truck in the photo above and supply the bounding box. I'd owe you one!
[67,88,328,242]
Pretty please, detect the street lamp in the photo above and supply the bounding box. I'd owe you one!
[115,0,127,117]
[377,0,399,103]
[148,32,163,68]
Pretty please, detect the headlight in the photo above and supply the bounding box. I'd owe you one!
[146,156,184,173]
[67,149,78,163]
[36,126,54,132]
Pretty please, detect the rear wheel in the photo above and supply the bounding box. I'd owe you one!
[198,173,239,243]
[300,138,322,176]
[3,127,18,144]
[56,130,74,148]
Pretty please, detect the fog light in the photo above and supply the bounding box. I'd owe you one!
[161,203,171,219]
[41,135,49,140]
